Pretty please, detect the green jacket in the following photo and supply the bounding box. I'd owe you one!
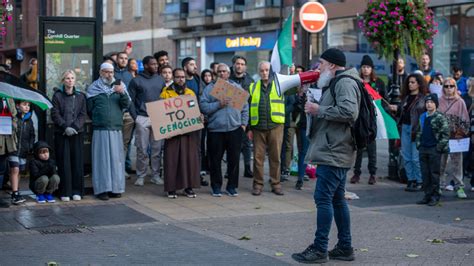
[305,68,361,168]
[416,111,450,153]
[87,92,130,130]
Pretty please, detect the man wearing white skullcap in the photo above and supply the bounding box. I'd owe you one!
[86,61,130,200]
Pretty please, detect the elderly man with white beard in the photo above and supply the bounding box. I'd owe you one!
[87,62,130,200]
[292,48,360,264]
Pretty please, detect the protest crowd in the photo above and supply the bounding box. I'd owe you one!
[0,47,473,227]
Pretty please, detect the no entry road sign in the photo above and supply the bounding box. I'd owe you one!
[299,2,328,33]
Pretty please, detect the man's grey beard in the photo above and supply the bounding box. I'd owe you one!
[101,76,115,86]
[317,70,333,89]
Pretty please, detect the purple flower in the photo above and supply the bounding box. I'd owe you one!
[395,21,401,25]
[400,16,404,21]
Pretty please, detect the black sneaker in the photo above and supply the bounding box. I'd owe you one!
[184,188,196,198]
[200,177,209,186]
[328,245,355,261]
[11,192,26,205]
[416,197,430,205]
[225,187,238,197]
[427,198,439,206]
[280,170,289,182]
[415,182,423,191]
[108,192,122,198]
[97,192,109,201]
[291,244,328,264]
[167,191,178,199]
[405,181,416,192]
[295,180,303,190]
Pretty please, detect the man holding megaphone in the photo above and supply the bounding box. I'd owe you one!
[292,48,359,263]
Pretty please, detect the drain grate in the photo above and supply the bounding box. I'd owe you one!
[444,237,474,244]
[37,226,83,235]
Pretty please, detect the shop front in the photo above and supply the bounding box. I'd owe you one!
[205,31,277,77]
[309,1,474,78]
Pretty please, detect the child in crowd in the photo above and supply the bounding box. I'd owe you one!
[416,94,450,206]
[8,100,35,204]
[29,141,60,203]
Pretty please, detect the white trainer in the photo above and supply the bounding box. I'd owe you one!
[134,177,145,186]
[60,196,70,202]
[72,195,82,201]
[150,176,164,185]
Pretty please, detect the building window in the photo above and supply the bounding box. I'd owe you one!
[103,0,107,22]
[114,0,122,21]
[88,0,94,17]
[59,0,65,16]
[134,0,143,18]
[432,3,474,76]
[179,39,197,65]
[74,0,80,16]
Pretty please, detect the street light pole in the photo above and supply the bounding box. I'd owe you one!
[95,0,103,80]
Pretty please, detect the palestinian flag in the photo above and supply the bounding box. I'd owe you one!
[270,10,294,74]
[364,83,400,139]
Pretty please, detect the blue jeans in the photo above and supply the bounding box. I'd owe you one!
[313,165,352,252]
[401,124,422,183]
[297,128,309,181]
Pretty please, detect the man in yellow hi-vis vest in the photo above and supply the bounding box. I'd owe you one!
[247,61,285,196]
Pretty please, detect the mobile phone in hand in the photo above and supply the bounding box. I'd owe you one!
[114,79,121,86]
[126,42,132,49]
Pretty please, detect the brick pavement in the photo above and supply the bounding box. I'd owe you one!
[0,139,473,265]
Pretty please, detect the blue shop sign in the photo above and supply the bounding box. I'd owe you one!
[206,31,277,53]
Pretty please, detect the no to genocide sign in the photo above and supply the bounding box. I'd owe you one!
[146,95,204,141]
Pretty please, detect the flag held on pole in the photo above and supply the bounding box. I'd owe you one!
[271,9,294,74]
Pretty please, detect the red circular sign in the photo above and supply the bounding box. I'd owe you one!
[299,2,328,33]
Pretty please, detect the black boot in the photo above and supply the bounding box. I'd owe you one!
[244,165,253,178]
[405,181,415,192]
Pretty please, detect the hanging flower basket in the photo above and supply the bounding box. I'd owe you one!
[358,0,438,61]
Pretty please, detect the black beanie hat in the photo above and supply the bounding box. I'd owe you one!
[360,55,374,68]
[425,93,439,108]
[320,48,346,67]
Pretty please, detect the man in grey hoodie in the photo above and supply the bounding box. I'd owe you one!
[292,48,360,264]
[128,56,166,186]
[200,63,249,197]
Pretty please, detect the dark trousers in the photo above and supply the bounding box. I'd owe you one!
[419,146,441,200]
[55,133,84,197]
[208,128,243,190]
[313,165,351,252]
[241,130,252,167]
[354,141,377,175]
[200,126,209,172]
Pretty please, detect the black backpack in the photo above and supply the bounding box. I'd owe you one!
[329,74,377,150]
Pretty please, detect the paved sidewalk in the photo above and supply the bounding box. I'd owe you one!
[1,139,473,264]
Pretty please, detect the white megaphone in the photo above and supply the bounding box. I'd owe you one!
[275,71,320,96]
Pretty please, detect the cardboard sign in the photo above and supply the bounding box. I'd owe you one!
[210,78,249,111]
[0,116,12,135]
[449,138,470,153]
[146,95,204,141]
[429,84,442,98]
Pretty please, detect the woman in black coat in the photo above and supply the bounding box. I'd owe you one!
[51,70,87,202]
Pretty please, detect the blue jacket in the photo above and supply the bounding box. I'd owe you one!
[200,80,249,133]
[114,67,134,87]
[456,76,468,96]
